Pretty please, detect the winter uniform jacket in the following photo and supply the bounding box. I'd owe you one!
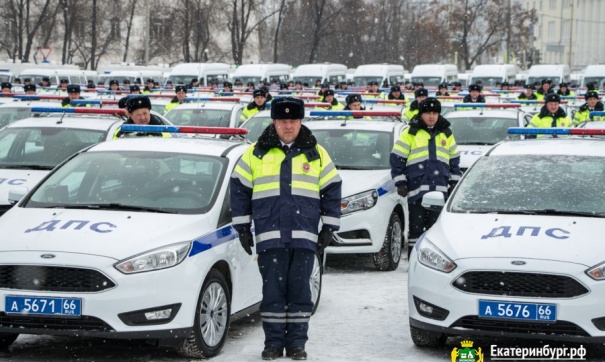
[462,94,486,103]
[404,100,420,120]
[573,101,605,125]
[557,89,575,97]
[163,97,188,114]
[528,106,572,138]
[391,116,461,203]
[535,88,554,100]
[315,97,344,110]
[516,92,538,100]
[230,124,342,253]
[112,114,168,139]
[240,101,268,122]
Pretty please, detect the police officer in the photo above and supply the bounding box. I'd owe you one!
[450,81,462,94]
[556,82,575,97]
[384,85,406,105]
[317,83,329,101]
[142,79,156,94]
[187,78,199,90]
[337,81,348,91]
[220,81,233,95]
[463,84,485,103]
[59,79,69,91]
[573,90,604,125]
[365,81,381,98]
[316,89,344,110]
[240,88,268,122]
[246,81,255,92]
[23,78,31,86]
[164,85,188,114]
[108,80,120,92]
[113,96,167,139]
[391,97,461,252]
[13,78,21,85]
[500,81,510,91]
[342,93,370,119]
[61,85,85,107]
[130,84,141,94]
[86,79,96,89]
[39,77,51,88]
[404,88,428,120]
[24,84,36,95]
[528,94,571,136]
[516,84,538,100]
[1,82,11,94]
[230,97,341,361]
[435,83,450,96]
[535,79,554,100]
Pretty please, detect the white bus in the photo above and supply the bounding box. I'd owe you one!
[469,64,517,86]
[527,64,570,86]
[165,63,230,86]
[411,64,458,87]
[231,63,291,85]
[581,65,605,88]
[292,63,347,86]
[352,64,405,87]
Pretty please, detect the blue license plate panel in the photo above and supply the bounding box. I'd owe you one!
[5,296,81,317]
[478,300,556,322]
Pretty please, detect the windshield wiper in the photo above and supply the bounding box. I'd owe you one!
[336,166,370,170]
[51,203,177,214]
[0,165,54,170]
[456,142,494,145]
[471,209,605,217]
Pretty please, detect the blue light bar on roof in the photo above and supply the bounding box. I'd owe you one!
[31,107,76,113]
[590,111,605,117]
[511,100,539,104]
[454,103,487,108]
[119,125,248,135]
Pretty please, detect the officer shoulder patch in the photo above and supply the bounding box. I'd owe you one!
[301,163,310,173]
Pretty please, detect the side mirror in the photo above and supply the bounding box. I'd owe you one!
[421,191,445,212]
[8,186,29,205]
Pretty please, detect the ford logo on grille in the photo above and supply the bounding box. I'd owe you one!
[511,260,526,265]
[40,254,56,259]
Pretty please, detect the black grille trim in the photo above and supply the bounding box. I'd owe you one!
[453,271,589,298]
[0,312,114,332]
[0,265,116,292]
[451,316,590,337]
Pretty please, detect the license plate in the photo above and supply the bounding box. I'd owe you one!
[478,300,556,322]
[5,296,81,317]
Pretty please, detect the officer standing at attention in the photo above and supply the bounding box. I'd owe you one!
[516,84,538,100]
[113,96,168,139]
[435,83,450,96]
[164,85,188,114]
[39,77,51,88]
[1,82,11,94]
[230,97,342,361]
[61,85,85,107]
[316,89,344,110]
[391,98,461,252]
[240,88,268,122]
[187,78,199,90]
[463,84,486,103]
[404,88,428,120]
[130,84,142,94]
[573,90,604,125]
[527,94,571,136]
[59,79,69,91]
[24,84,36,95]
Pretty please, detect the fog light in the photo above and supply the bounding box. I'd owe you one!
[145,308,172,320]
[413,296,449,321]
[118,303,181,326]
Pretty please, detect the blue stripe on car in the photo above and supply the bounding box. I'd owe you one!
[377,179,395,196]
[189,225,237,257]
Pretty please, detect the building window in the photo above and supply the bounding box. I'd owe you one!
[549,0,556,10]
[151,18,171,42]
[562,20,570,39]
[540,0,543,10]
[548,21,556,42]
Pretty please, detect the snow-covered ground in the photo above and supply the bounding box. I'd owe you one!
[4,254,605,361]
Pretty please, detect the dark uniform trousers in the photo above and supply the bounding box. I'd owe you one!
[258,248,315,350]
[408,200,440,240]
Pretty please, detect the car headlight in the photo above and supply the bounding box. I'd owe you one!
[341,190,378,216]
[586,262,605,280]
[115,241,191,274]
[417,237,456,273]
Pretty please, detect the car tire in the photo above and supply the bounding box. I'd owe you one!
[177,270,231,359]
[0,333,18,348]
[373,212,403,271]
[311,252,322,315]
[410,325,447,347]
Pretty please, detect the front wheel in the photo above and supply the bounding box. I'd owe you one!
[0,333,18,348]
[177,270,231,359]
[373,212,403,271]
[311,252,322,315]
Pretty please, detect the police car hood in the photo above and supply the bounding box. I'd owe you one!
[458,145,492,170]
[338,169,393,198]
[426,212,597,266]
[0,170,48,205]
[0,208,214,260]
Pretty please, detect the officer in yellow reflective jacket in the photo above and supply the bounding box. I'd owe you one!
[60,85,87,108]
[404,88,428,121]
[315,89,344,110]
[535,79,554,100]
[516,84,538,100]
[391,97,461,248]
[383,85,406,105]
[113,96,170,139]
[528,94,572,137]
[343,93,371,119]
[556,82,575,97]
[573,90,605,125]
[240,88,268,122]
[230,97,341,360]
[163,85,188,114]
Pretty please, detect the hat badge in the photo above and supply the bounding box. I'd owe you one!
[285,108,290,113]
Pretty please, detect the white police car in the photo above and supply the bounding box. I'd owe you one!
[409,127,605,346]
[165,98,245,128]
[0,107,126,216]
[447,104,526,172]
[0,100,62,128]
[305,117,408,270]
[0,125,321,358]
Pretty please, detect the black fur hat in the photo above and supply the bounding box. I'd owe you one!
[271,97,304,120]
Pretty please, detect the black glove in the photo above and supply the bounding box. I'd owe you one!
[397,184,408,197]
[238,230,254,255]
[448,183,457,195]
[61,96,70,107]
[317,228,333,253]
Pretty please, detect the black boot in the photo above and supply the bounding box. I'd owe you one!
[262,347,283,360]
[286,347,307,360]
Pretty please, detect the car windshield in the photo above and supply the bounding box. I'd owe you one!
[470,77,504,87]
[312,129,392,169]
[292,77,322,85]
[450,155,605,216]
[242,116,272,143]
[583,77,605,88]
[353,76,382,87]
[26,151,226,214]
[167,108,235,127]
[235,76,261,85]
[0,107,37,128]
[0,127,106,169]
[411,77,441,86]
[527,76,561,85]
[448,116,519,145]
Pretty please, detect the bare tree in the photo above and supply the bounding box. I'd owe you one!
[122,0,138,62]
[272,0,287,63]
[59,0,79,64]
[90,0,97,69]
[0,0,52,62]
[306,0,343,63]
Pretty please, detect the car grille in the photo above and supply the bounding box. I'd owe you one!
[451,316,589,337]
[0,312,114,332]
[0,265,116,292]
[453,271,588,298]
